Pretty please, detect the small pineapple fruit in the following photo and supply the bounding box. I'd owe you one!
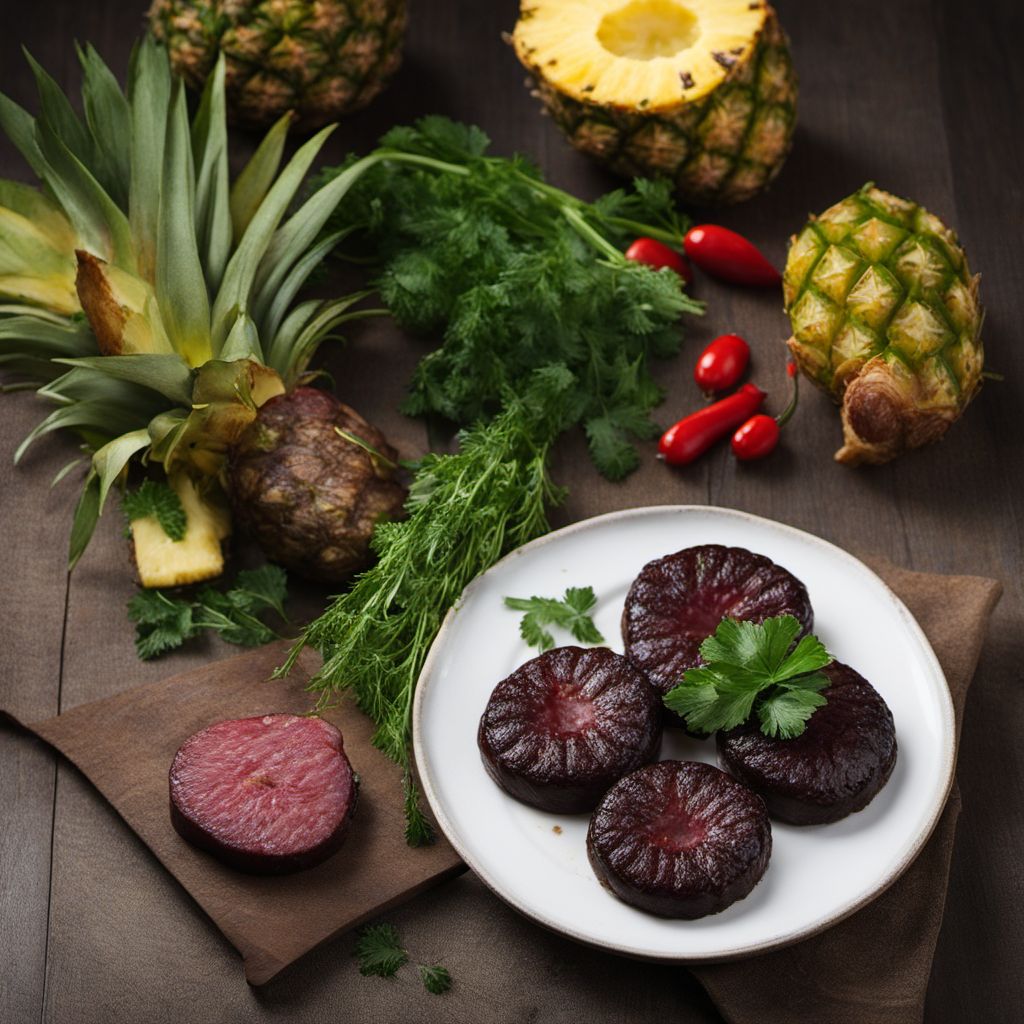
[512,0,797,205]
[783,184,984,465]
[149,0,407,130]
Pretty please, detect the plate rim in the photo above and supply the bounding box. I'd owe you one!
[412,504,956,962]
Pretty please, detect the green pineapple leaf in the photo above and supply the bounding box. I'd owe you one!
[68,471,101,570]
[191,54,231,292]
[229,110,291,245]
[156,82,211,366]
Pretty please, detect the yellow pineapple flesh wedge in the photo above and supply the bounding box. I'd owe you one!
[513,0,797,204]
[131,475,231,588]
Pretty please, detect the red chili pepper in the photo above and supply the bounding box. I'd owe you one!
[625,237,694,285]
[683,225,781,287]
[659,383,766,466]
[694,333,750,393]
[732,361,800,461]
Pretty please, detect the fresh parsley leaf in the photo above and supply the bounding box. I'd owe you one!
[419,964,452,995]
[127,566,289,660]
[122,480,186,541]
[354,924,408,978]
[758,686,828,739]
[353,921,453,994]
[504,585,605,651]
[127,590,196,660]
[663,615,833,738]
[223,565,288,620]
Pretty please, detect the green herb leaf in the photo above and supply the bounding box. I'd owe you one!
[314,116,702,483]
[354,924,408,979]
[758,686,828,739]
[230,565,288,619]
[127,589,196,660]
[504,585,604,652]
[403,771,435,847]
[419,964,452,995]
[122,480,186,541]
[127,566,288,660]
[663,615,834,739]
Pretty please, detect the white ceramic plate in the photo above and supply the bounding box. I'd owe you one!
[412,506,955,961]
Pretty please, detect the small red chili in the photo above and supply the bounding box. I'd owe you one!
[694,333,750,393]
[732,361,800,461]
[659,383,766,466]
[683,225,781,287]
[625,236,694,285]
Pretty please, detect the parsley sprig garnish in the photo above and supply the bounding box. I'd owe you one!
[664,615,833,739]
[127,565,288,660]
[122,480,186,541]
[504,585,604,651]
[354,923,452,995]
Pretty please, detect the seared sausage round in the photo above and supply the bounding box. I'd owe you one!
[717,661,897,825]
[587,760,772,918]
[478,646,662,813]
[623,544,813,725]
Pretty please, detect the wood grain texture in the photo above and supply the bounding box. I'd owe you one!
[0,0,1020,1020]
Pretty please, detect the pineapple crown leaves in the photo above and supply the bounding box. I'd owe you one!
[0,37,389,569]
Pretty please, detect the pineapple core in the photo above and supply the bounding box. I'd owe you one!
[598,0,701,59]
[515,0,766,110]
[131,476,230,589]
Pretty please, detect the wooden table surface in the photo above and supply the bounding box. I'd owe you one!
[1,1,1021,1021]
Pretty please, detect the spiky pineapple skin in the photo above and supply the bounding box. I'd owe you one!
[783,184,983,465]
[148,0,407,130]
[516,8,797,206]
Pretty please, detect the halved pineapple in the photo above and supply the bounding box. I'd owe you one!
[513,0,797,205]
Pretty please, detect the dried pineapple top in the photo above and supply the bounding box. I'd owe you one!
[513,0,770,111]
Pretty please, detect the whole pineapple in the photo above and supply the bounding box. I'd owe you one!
[512,0,797,205]
[0,42,405,586]
[230,388,406,581]
[783,184,983,465]
[149,0,407,130]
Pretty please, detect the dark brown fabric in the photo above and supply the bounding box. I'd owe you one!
[0,562,1000,1016]
[693,561,1002,1024]
[1,644,463,986]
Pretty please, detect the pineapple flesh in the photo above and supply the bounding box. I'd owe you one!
[783,184,984,465]
[131,475,231,588]
[513,0,797,205]
[148,0,408,130]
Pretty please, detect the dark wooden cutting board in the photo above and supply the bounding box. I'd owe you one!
[1,642,464,985]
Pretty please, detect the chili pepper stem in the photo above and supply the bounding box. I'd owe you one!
[776,361,800,426]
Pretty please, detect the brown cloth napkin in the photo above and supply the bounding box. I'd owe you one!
[693,560,1001,1024]
[0,644,463,986]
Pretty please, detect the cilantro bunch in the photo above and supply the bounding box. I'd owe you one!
[664,615,834,739]
[315,117,702,480]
